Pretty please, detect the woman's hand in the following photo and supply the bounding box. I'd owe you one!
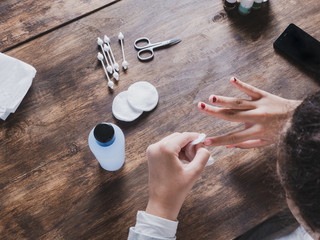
[146,132,210,221]
[198,77,301,149]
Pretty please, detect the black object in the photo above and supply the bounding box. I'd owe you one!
[93,123,115,143]
[274,23,320,76]
[224,0,237,11]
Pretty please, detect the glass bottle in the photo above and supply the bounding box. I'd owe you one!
[238,0,254,15]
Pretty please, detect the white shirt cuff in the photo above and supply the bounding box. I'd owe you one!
[132,211,178,239]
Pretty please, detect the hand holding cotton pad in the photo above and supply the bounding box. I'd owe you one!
[185,133,214,167]
[112,81,159,121]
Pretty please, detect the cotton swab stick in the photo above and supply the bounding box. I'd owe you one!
[104,44,119,81]
[97,37,112,74]
[97,52,114,89]
[104,35,119,71]
[118,32,128,70]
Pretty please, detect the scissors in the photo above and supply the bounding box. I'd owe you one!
[134,37,181,61]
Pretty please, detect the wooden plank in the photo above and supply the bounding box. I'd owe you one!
[1,0,320,239]
[0,0,119,52]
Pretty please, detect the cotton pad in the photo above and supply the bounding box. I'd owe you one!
[112,91,143,122]
[185,133,215,167]
[127,81,159,112]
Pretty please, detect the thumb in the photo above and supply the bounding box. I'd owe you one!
[187,147,210,177]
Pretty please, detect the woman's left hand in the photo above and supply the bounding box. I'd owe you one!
[198,77,301,149]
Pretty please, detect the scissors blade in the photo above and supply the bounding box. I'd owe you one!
[168,39,181,46]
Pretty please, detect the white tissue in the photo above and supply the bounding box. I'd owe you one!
[0,53,36,120]
[185,133,214,167]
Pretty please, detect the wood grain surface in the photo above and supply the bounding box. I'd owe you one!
[1,0,320,239]
[0,0,119,52]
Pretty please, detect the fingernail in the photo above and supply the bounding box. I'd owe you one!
[201,103,206,109]
[212,96,217,102]
[233,77,237,82]
[226,145,235,148]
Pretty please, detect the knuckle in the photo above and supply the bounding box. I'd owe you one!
[225,109,237,116]
[158,142,171,153]
[254,125,264,136]
[228,135,238,144]
[234,99,243,106]
[258,112,268,120]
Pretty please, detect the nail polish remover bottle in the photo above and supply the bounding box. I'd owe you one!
[88,122,125,171]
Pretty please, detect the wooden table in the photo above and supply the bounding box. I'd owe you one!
[1,0,319,239]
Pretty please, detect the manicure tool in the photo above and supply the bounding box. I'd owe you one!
[118,32,128,70]
[134,37,181,61]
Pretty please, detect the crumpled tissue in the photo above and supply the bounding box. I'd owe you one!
[0,52,36,120]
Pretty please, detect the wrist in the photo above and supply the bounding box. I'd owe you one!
[146,199,182,221]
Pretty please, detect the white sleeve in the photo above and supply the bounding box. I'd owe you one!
[128,211,179,240]
[275,225,313,240]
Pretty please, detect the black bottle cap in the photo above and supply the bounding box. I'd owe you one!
[93,123,115,143]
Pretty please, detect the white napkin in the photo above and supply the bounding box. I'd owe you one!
[0,53,36,120]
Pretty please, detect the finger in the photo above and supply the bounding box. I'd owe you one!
[209,95,256,110]
[230,77,264,100]
[204,127,259,146]
[226,139,270,149]
[198,102,254,122]
[159,132,180,144]
[187,147,210,176]
[167,132,200,153]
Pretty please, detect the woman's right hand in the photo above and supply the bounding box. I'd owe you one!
[146,132,210,221]
[198,77,301,149]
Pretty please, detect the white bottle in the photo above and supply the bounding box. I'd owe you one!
[88,122,125,171]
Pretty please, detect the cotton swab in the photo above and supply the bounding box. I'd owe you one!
[97,52,114,89]
[104,35,119,71]
[97,37,112,74]
[103,44,119,81]
[118,32,128,70]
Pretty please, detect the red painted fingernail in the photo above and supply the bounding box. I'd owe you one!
[233,77,237,82]
[201,103,206,109]
[212,96,217,102]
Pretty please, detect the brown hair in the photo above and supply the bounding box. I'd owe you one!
[278,91,320,231]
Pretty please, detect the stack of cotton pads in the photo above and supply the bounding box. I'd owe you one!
[112,81,159,122]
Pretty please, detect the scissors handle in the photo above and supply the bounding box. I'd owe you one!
[134,37,152,50]
[137,48,154,61]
